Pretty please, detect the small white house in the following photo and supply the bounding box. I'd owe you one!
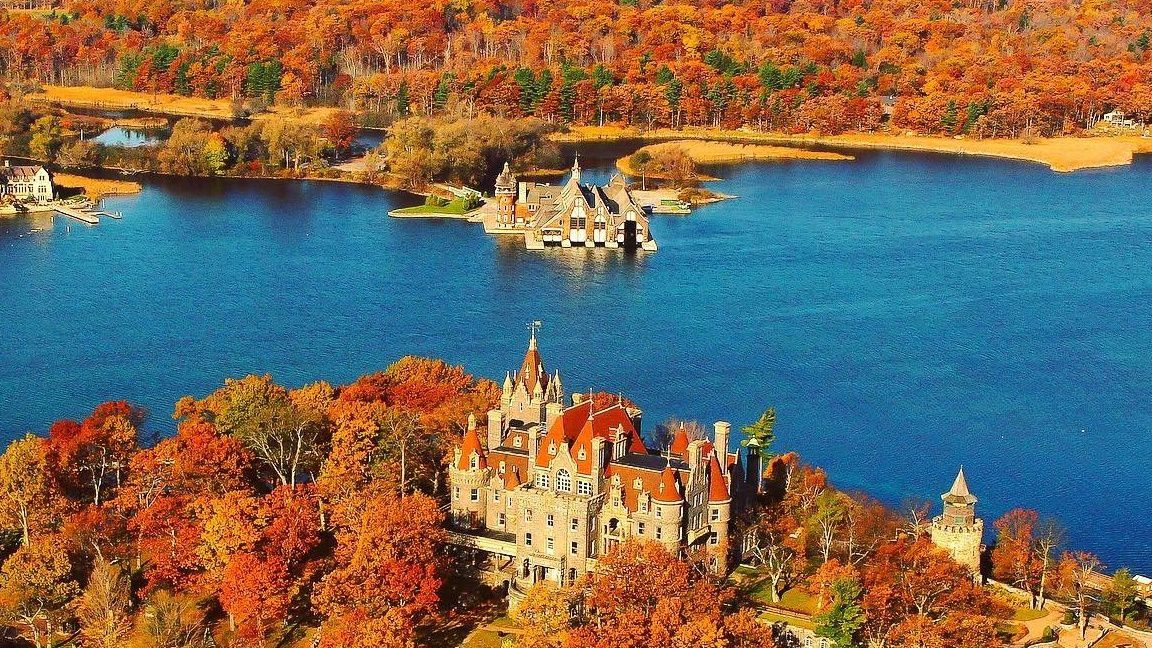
[0,161,54,203]
[1102,110,1138,129]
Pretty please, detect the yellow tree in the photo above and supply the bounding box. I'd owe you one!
[0,434,60,546]
[77,558,133,648]
[0,535,79,648]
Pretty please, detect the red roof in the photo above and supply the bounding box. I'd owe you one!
[653,465,683,503]
[458,426,487,470]
[538,401,648,471]
[669,425,689,456]
[708,453,730,502]
[489,450,528,487]
[517,338,547,395]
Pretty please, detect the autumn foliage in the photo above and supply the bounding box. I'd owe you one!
[0,356,493,648]
[3,0,1152,138]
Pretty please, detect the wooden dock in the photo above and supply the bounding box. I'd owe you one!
[53,205,100,224]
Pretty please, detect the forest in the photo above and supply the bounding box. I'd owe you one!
[0,355,1146,648]
[2,0,1152,137]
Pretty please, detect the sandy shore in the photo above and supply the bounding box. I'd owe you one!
[28,85,342,125]
[54,173,142,201]
[617,140,852,177]
[559,125,1152,173]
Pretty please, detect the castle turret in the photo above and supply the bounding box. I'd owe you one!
[450,420,491,529]
[495,161,517,226]
[653,464,684,552]
[930,467,984,578]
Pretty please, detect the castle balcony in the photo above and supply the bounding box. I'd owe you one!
[447,526,517,557]
[687,524,712,545]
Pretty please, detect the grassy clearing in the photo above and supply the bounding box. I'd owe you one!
[457,616,521,648]
[390,196,480,217]
[1011,606,1050,623]
[54,173,141,200]
[27,85,340,124]
[617,139,853,177]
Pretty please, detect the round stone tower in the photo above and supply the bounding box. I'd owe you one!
[449,419,490,529]
[930,466,984,578]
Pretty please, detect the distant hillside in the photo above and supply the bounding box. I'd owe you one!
[3,0,1151,136]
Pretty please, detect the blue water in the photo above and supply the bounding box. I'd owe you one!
[1,149,1150,573]
[91,126,166,148]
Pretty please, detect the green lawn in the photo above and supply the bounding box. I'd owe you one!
[1011,606,1049,622]
[745,577,818,615]
[392,197,478,215]
[459,617,520,648]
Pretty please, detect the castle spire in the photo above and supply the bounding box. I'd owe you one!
[571,153,581,183]
[945,466,977,504]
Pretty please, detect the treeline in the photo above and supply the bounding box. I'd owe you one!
[4,0,1152,136]
[0,98,361,177]
[384,115,561,188]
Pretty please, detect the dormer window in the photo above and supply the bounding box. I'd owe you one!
[470,455,478,469]
[499,461,506,473]
[578,447,586,461]
[633,478,643,491]
[513,436,522,448]
[549,441,557,455]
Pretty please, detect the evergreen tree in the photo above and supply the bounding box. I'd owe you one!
[814,577,865,647]
[741,408,776,459]
[395,82,410,116]
[592,64,614,89]
[433,73,453,110]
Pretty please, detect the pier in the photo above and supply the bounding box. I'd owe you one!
[53,204,100,224]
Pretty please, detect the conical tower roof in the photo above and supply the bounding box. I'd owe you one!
[457,425,487,470]
[943,466,977,505]
[516,330,548,396]
[653,464,683,503]
[669,424,690,456]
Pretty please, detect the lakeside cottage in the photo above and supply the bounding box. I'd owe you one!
[447,330,750,608]
[0,161,54,203]
[488,157,658,252]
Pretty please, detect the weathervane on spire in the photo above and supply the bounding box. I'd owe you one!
[528,320,542,339]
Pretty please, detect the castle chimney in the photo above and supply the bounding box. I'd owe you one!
[526,426,540,480]
[713,421,731,474]
[687,439,706,471]
[545,402,563,432]
[487,409,504,451]
[591,436,608,487]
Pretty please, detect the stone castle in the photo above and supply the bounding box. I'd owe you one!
[487,158,658,252]
[448,330,745,605]
[929,466,984,577]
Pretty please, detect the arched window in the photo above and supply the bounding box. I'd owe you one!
[556,469,572,493]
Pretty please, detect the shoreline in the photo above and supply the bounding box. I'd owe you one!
[555,125,1152,173]
[24,83,1152,175]
[616,139,854,178]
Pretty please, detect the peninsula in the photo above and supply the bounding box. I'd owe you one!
[0,339,1146,648]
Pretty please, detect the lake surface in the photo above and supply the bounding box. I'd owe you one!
[91,126,167,148]
[2,147,1150,573]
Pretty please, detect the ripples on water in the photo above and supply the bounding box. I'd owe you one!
[1,149,1150,573]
